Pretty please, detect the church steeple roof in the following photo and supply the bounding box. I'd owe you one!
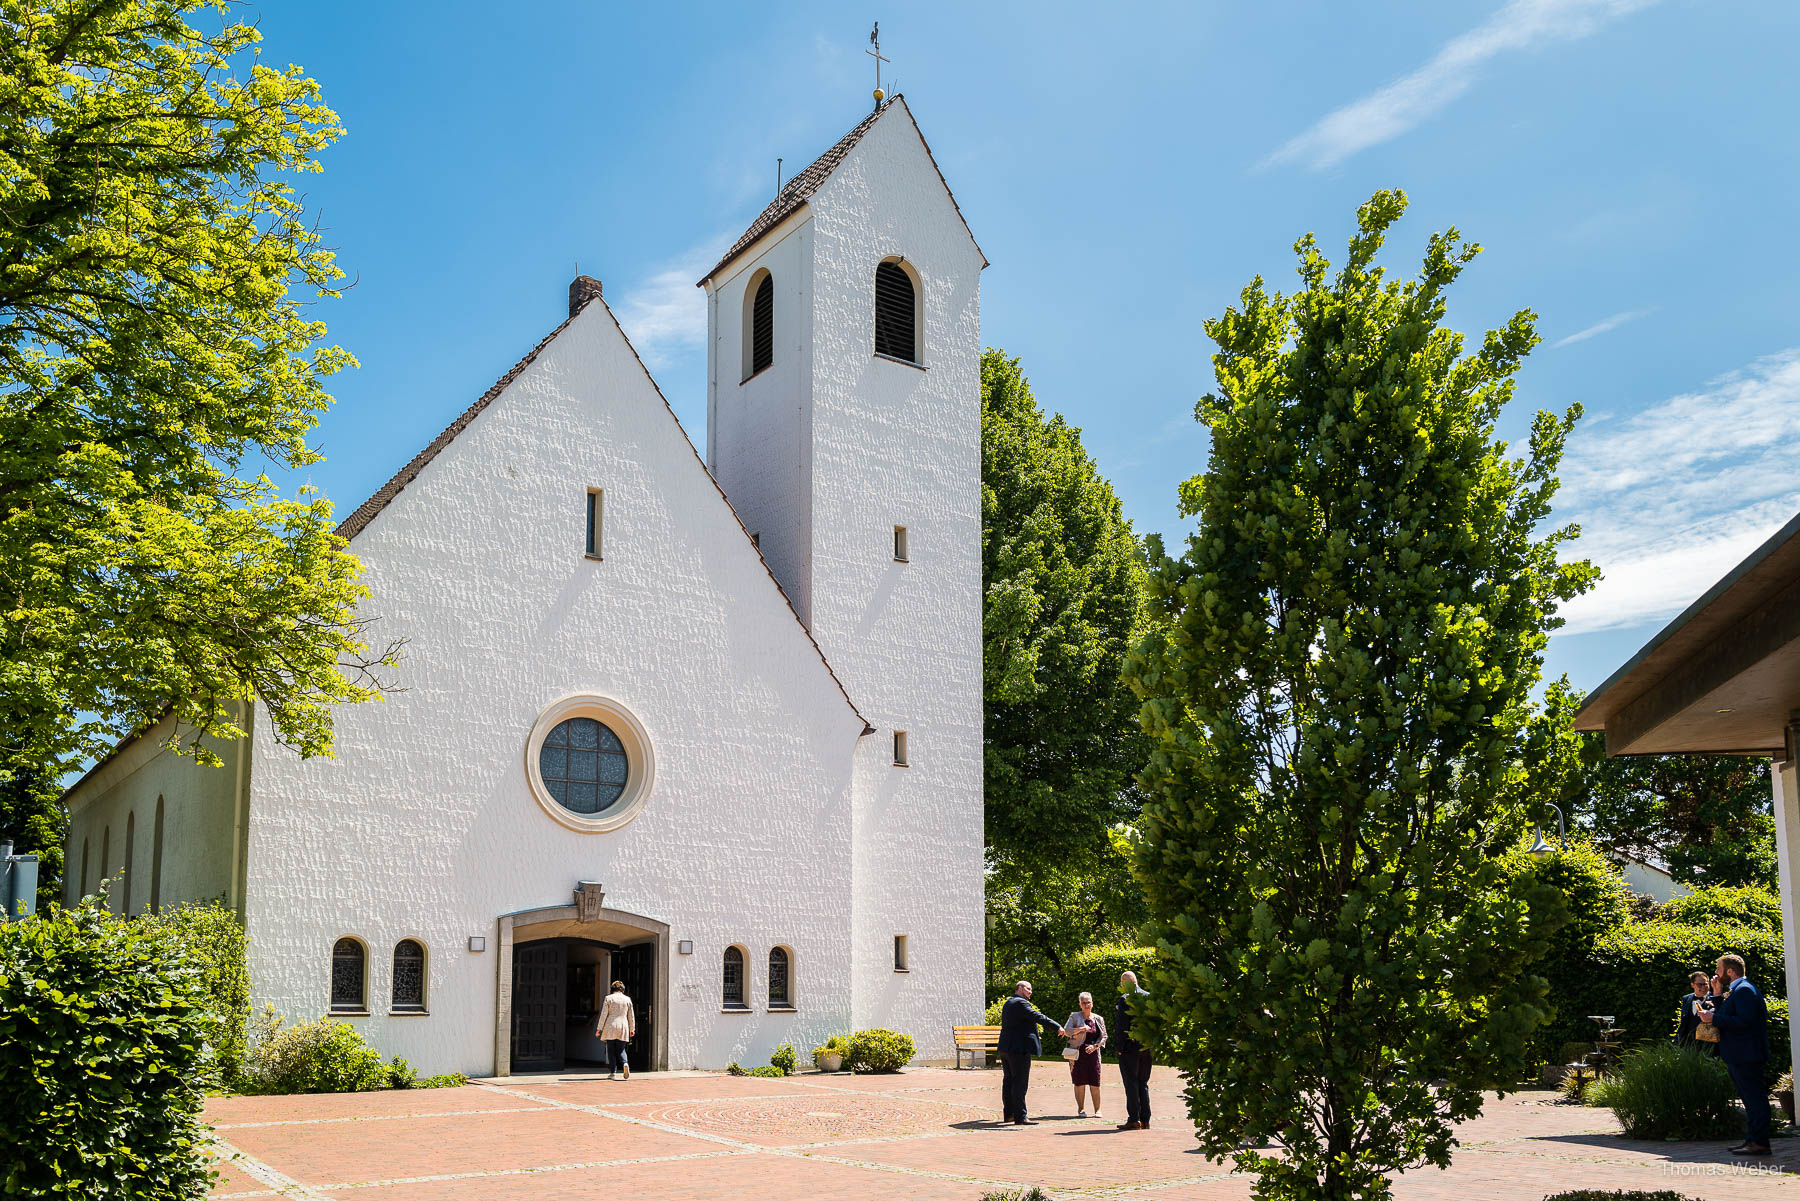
[696,96,984,288]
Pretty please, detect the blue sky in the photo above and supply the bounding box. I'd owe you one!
[252,0,1799,696]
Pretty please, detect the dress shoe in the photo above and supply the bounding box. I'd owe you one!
[1732,1143,1772,1155]
[1116,1121,1142,1131]
[1014,1117,1037,1125]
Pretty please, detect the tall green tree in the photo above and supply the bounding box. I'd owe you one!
[1126,192,1596,1201]
[0,0,395,782]
[982,349,1149,977]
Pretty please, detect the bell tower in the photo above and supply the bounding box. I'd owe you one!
[699,97,986,1053]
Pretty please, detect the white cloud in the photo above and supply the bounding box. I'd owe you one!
[1556,349,1800,634]
[1263,0,1657,171]
[611,235,731,368]
[1551,308,1653,348]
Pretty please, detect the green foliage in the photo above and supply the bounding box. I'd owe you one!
[0,898,216,1197]
[0,0,396,783]
[1584,1044,1741,1140]
[725,1061,747,1076]
[385,1056,416,1089]
[1658,885,1781,934]
[747,1065,784,1078]
[984,995,1007,1026]
[1125,191,1595,1201]
[1542,1194,1700,1201]
[419,1072,468,1089]
[770,1042,796,1076]
[242,1010,386,1095]
[843,1028,915,1073]
[1033,943,1154,1020]
[1497,840,1635,1056]
[137,899,249,1088]
[1577,921,1784,1055]
[982,349,1151,978]
[812,1034,849,1065]
[980,1190,1052,1201]
[0,770,64,906]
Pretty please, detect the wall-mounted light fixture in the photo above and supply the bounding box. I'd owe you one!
[678,939,694,955]
[468,936,487,952]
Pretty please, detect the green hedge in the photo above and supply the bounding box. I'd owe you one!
[138,900,250,1087]
[1659,885,1782,935]
[242,1010,388,1094]
[1498,841,1635,1058]
[0,902,216,1198]
[843,1028,915,1073]
[1036,943,1156,1022]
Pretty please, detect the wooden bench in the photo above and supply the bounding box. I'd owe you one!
[952,1025,1002,1069]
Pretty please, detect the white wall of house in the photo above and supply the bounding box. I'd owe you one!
[1773,762,1800,1087]
[242,298,867,1075]
[1612,855,1692,904]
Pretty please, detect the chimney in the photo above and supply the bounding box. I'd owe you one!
[569,275,603,317]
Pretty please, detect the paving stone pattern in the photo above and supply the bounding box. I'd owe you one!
[205,1067,1798,1199]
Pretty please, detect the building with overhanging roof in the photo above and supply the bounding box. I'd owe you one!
[59,96,987,1076]
[1575,510,1800,1084]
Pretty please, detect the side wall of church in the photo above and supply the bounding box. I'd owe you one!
[62,714,247,918]
[243,299,866,1076]
[807,111,987,1055]
[705,214,818,624]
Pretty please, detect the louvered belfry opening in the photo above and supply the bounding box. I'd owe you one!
[873,259,916,362]
[750,273,774,374]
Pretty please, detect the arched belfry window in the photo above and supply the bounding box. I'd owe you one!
[331,938,366,1012]
[392,940,426,1012]
[874,259,918,363]
[769,946,792,1009]
[750,273,774,375]
[722,945,748,1010]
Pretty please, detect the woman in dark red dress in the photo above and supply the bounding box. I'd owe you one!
[1062,991,1109,1118]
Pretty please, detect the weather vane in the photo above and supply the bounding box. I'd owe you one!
[867,22,889,111]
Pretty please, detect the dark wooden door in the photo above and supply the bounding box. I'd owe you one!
[511,942,567,1072]
[614,942,654,1071]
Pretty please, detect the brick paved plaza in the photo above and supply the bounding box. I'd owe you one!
[206,1066,1797,1199]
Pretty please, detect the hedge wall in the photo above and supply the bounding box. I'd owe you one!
[0,902,215,1198]
[139,900,250,1088]
[1035,943,1157,1023]
[1658,885,1782,935]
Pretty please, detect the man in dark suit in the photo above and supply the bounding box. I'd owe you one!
[1113,970,1154,1130]
[1698,952,1771,1155]
[997,980,1067,1125]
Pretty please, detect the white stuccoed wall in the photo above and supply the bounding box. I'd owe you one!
[244,297,867,1075]
[707,100,987,1059]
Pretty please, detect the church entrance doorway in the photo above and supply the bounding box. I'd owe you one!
[496,893,669,1076]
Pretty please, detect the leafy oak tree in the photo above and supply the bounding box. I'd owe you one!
[1126,192,1596,1201]
[982,350,1149,977]
[0,0,395,783]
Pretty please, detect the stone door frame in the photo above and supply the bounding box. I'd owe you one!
[495,901,670,1075]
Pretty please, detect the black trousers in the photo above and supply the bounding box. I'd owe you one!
[1117,1048,1153,1124]
[1726,1059,1771,1144]
[998,1051,1032,1121]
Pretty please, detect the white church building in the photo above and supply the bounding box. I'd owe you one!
[58,97,987,1076]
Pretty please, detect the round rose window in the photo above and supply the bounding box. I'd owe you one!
[537,716,629,815]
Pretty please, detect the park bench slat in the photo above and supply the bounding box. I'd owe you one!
[952,1024,1003,1069]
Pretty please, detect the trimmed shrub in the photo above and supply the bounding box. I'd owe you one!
[844,1028,915,1073]
[0,899,216,1198]
[1498,840,1635,1058]
[1038,943,1156,1022]
[243,1010,387,1094]
[1584,1043,1740,1140]
[420,1072,468,1088]
[1568,921,1785,1053]
[138,900,250,1088]
[385,1056,416,1089]
[1659,885,1782,935]
[770,1042,796,1075]
[984,995,1007,1026]
[748,1065,784,1077]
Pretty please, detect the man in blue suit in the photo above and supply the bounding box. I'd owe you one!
[1698,953,1771,1155]
[997,980,1068,1125]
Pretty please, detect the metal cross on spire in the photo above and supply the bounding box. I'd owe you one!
[867,22,889,111]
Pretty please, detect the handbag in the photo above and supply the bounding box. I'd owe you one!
[1062,1045,1080,1061]
[1695,1017,1721,1043]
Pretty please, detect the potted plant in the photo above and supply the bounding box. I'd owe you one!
[1777,1070,1795,1125]
[813,1036,848,1073]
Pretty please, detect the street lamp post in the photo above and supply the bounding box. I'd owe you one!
[1526,803,1566,856]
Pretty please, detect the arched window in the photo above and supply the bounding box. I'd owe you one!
[122,811,135,917]
[746,271,774,377]
[331,938,367,1012]
[768,946,792,1009]
[873,259,918,363]
[100,827,110,909]
[722,945,747,1010]
[392,940,426,1012]
[79,838,89,897]
[150,797,165,914]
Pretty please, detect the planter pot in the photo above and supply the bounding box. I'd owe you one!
[1777,1089,1794,1125]
[816,1053,842,1073]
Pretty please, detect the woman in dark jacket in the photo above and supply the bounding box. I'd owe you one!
[1677,970,1717,1053]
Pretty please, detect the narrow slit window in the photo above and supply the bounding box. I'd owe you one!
[893,934,909,973]
[585,488,603,559]
[893,730,909,766]
[750,273,774,375]
[893,525,908,562]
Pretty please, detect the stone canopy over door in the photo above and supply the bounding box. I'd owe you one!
[495,886,670,1076]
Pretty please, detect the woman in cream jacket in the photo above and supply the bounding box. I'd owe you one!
[595,981,636,1079]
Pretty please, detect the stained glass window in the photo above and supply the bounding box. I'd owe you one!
[331,938,365,1011]
[392,940,425,1012]
[539,717,629,815]
[723,946,746,1009]
[769,947,791,1008]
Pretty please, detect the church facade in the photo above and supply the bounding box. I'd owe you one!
[58,97,986,1076]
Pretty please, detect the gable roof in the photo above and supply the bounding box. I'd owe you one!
[696,95,986,287]
[334,285,868,731]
